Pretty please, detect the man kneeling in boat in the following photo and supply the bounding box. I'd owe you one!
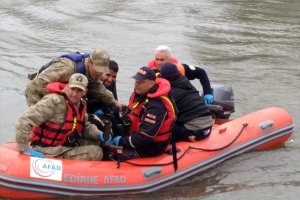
[16,73,110,160]
[160,62,214,142]
[110,67,176,161]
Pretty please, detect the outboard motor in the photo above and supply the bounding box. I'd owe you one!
[208,84,235,119]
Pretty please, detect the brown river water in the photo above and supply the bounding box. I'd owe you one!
[0,0,299,199]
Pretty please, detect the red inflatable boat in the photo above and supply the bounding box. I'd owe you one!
[0,107,294,199]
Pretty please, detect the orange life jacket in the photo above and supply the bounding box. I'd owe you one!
[147,57,179,71]
[127,78,175,142]
[147,57,185,76]
[30,82,86,147]
[176,63,186,76]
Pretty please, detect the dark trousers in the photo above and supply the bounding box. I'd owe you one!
[118,140,170,161]
[172,123,211,142]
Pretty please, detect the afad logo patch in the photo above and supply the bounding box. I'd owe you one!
[30,157,62,181]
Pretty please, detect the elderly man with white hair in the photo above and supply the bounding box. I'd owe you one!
[147,45,214,105]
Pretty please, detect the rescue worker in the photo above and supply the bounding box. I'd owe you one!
[25,48,122,110]
[147,45,178,72]
[16,74,111,160]
[110,67,176,161]
[160,62,214,142]
[147,45,214,105]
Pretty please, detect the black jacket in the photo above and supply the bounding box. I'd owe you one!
[170,76,211,124]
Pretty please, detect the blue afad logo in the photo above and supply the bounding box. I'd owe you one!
[31,158,62,178]
[42,163,62,170]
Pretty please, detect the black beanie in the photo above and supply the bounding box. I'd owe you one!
[160,62,181,80]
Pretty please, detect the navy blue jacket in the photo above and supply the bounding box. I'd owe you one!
[182,64,212,95]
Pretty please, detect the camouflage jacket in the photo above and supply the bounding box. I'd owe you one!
[25,57,115,106]
[16,93,101,153]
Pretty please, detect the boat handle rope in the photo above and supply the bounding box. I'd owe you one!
[189,122,248,151]
[119,123,248,168]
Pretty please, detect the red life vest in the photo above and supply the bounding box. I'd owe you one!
[147,57,179,71]
[127,78,175,142]
[30,82,86,147]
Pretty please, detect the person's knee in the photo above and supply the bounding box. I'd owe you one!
[88,145,103,160]
[194,127,211,140]
[63,145,103,161]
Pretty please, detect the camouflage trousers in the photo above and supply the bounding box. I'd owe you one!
[33,140,103,161]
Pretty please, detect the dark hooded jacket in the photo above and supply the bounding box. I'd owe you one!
[170,76,211,124]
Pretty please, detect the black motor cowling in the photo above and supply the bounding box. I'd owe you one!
[208,84,235,119]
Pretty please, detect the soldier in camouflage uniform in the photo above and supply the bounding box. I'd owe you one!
[16,74,108,160]
[25,48,122,110]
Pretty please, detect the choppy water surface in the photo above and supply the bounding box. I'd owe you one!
[0,0,299,199]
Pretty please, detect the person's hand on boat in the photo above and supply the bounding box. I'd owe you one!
[98,130,113,145]
[112,136,122,146]
[204,94,214,105]
[22,149,45,158]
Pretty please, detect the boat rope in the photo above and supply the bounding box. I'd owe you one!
[118,123,248,168]
[121,147,190,167]
[189,122,248,151]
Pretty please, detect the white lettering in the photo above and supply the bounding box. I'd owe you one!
[64,174,98,184]
[104,176,126,184]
